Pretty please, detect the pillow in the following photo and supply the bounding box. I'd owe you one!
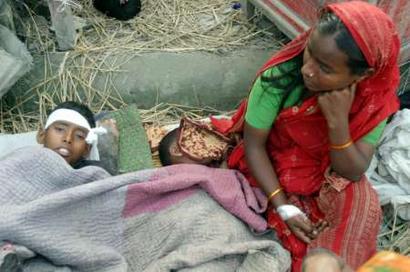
[110,105,154,173]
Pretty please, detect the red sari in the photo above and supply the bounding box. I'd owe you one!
[212,1,400,271]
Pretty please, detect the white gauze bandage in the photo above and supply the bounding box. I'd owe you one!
[276,204,307,221]
[45,109,107,161]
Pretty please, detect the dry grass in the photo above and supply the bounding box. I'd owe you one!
[0,52,128,133]
[0,0,282,133]
[139,102,230,125]
[378,205,410,255]
[398,61,410,96]
[74,0,280,54]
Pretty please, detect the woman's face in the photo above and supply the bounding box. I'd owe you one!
[301,29,364,93]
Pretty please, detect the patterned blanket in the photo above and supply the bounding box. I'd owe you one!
[0,147,290,271]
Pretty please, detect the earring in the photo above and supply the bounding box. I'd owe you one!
[309,73,314,78]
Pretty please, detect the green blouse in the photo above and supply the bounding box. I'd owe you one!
[245,59,386,145]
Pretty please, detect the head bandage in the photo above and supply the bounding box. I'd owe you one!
[45,109,107,161]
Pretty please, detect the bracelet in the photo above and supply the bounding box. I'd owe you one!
[267,187,282,203]
[330,139,353,150]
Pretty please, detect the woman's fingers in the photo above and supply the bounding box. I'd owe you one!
[313,219,329,233]
[286,216,315,243]
[287,221,312,243]
[292,227,312,244]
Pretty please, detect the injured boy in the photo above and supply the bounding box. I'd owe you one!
[158,118,238,168]
[37,101,107,170]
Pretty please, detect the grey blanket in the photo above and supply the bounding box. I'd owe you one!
[0,147,290,272]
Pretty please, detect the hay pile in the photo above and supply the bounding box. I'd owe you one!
[378,206,410,255]
[74,0,280,54]
[0,0,282,133]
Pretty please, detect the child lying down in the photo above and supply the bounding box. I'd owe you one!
[37,101,107,171]
[157,118,240,168]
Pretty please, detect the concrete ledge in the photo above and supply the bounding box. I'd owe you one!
[10,49,277,110]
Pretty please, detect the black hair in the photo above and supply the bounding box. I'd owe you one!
[317,12,369,76]
[93,0,141,21]
[259,55,304,109]
[158,128,179,166]
[50,101,96,128]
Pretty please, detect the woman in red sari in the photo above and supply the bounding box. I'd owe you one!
[212,1,400,271]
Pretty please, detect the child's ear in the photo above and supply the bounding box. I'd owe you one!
[36,128,46,144]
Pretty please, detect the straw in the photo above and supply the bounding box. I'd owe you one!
[377,205,410,255]
[1,0,283,133]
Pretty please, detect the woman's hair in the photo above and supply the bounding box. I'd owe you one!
[259,56,303,109]
[158,128,179,166]
[317,12,369,76]
[50,101,96,128]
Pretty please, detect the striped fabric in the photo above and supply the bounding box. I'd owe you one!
[0,147,290,271]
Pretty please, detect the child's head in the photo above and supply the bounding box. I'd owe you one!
[302,248,352,272]
[37,101,96,166]
[158,128,206,166]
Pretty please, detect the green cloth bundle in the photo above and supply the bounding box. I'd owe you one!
[112,105,153,173]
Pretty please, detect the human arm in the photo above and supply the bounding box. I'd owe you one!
[244,65,325,242]
[244,121,322,243]
[318,85,377,181]
[243,123,287,207]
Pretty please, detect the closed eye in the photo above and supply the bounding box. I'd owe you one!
[307,44,333,74]
[54,125,66,132]
[319,63,332,74]
[75,130,87,140]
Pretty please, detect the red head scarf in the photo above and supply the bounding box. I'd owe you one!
[268,1,401,195]
[260,1,401,116]
[214,1,401,195]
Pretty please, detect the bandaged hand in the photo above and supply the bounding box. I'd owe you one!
[277,204,319,243]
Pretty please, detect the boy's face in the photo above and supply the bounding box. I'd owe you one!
[37,121,90,166]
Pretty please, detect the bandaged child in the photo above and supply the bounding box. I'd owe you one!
[37,101,107,170]
[158,118,239,168]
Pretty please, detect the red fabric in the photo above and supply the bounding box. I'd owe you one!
[212,1,400,271]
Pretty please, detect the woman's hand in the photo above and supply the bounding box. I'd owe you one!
[318,84,356,129]
[286,217,329,243]
[314,219,329,233]
[286,215,318,243]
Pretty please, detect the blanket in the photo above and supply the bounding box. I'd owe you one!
[366,109,410,220]
[0,147,290,272]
